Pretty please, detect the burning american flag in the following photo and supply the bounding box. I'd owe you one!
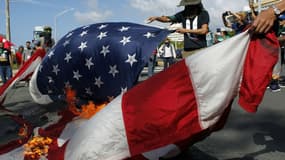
[0,23,279,159]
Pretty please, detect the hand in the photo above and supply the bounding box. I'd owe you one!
[251,8,277,33]
[176,28,189,34]
[146,17,157,23]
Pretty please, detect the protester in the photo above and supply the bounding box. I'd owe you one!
[15,45,24,68]
[0,42,13,85]
[214,28,230,44]
[158,38,177,70]
[252,0,285,33]
[147,0,209,58]
[23,41,33,63]
[222,11,247,34]
[148,49,158,77]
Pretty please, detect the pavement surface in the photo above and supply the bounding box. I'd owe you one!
[0,65,285,160]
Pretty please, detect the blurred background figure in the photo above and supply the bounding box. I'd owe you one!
[222,11,248,34]
[0,42,13,85]
[15,45,24,68]
[214,28,230,44]
[148,48,158,77]
[23,41,33,64]
[158,38,177,70]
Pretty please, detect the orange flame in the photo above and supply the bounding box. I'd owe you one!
[65,87,107,119]
[79,101,107,119]
[24,136,52,160]
[18,124,28,138]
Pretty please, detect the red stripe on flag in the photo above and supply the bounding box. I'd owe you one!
[122,60,202,156]
[239,32,279,112]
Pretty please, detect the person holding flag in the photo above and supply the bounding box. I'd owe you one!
[147,0,209,58]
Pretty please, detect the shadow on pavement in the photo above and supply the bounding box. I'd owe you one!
[161,146,218,160]
[225,122,285,160]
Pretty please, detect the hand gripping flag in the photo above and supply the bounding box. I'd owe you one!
[62,31,278,160]
[29,22,170,105]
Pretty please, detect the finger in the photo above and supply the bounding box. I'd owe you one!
[248,25,256,33]
[259,22,272,33]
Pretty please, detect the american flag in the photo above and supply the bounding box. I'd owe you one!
[31,22,170,104]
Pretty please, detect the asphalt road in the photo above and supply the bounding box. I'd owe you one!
[0,66,285,160]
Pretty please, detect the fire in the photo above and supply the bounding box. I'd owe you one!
[79,101,107,119]
[65,87,107,119]
[18,124,28,138]
[22,87,108,159]
[23,136,52,160]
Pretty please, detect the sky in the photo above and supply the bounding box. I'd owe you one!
[0,0,249,47]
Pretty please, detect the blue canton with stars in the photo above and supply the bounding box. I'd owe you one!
[35,22,170,103]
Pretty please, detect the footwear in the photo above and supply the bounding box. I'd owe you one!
[279,78,285,88]
[269,79,281,92]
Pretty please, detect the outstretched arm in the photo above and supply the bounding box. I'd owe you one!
[147,16,172,23]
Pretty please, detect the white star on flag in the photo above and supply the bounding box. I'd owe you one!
[64,52,72,63]
[66,32,73,38]
[85,58,94,70]
[144,32,155,38]
[63,40,70,47]
[47,76,54,84]
[120,36,131,46]
[119,26,130,32]
[100,45,110,57]
[94,77,104,88]
[125,53,137,67]
[85,88,93,95]
[98,24,108,30]
[80,30,88,37]
[64,81,72,88]
[73,70,82,80]
[97,32,108,40]
[82,25,90,29]
[109,65,119,77]
[48,51,54,59]
[52,65,60,75]
[78,42,87,52]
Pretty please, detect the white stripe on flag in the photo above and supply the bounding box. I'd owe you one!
[185,31,250,129]
[65,94,131,160]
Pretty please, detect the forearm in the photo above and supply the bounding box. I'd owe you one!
[176,25,209,35]
[189,27,209,35]
[276,0,285,13]
[148,16,171,23]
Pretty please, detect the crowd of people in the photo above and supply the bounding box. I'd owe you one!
[0,40,44,86]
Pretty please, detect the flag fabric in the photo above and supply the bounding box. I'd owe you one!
[0,48,46,105]
[63,31,278,160]
[0,35,13,50]
[0,29,278,160]
[29,22,170,105]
